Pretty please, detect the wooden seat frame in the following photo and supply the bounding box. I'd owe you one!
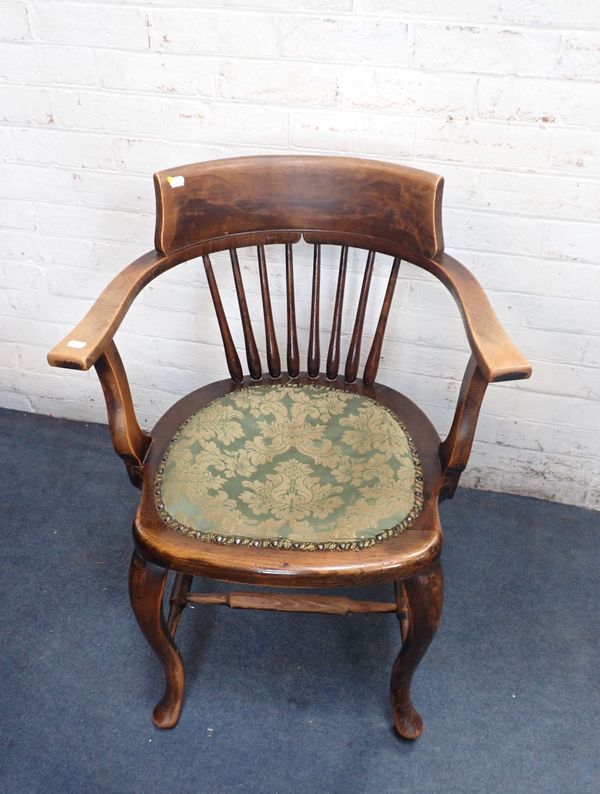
[48,156,531,739]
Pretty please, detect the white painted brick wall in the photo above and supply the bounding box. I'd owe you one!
[0,1,599,510]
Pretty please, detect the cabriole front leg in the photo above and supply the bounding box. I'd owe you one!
[390,559,443,739]
[128,550,185,728]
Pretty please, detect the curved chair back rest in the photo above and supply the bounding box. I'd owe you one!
[153,156,445,386]
[154,156,444,258]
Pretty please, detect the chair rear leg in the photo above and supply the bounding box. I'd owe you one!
[129,550,185,728]
[390,559,443,739]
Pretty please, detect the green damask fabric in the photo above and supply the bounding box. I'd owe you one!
[155,384,423,551]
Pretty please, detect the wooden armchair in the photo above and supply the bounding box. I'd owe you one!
[48,156,531,739]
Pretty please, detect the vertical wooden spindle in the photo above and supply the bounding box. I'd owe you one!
[285,243,300,377]
[257,245,281,378]
[363,257,401,386]
[230,249,261,380]
[345,250,375,383]
[308,243,321,378]
[326,246,348,380]
[203,254,243,383]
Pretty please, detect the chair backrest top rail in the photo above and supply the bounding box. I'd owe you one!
[154,155,444,259]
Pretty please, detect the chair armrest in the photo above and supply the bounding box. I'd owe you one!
[426,253,532,384]
[46,252,163,484]
[47,250,166,371]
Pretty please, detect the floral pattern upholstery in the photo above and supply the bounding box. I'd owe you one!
[155,384,424,551]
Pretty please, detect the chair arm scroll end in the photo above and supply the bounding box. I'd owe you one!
[47,338,97,371]
[487,356,532,385]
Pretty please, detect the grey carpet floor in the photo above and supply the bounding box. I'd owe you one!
[1,407,598,794]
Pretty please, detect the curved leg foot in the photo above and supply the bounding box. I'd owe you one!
[390,559,443,739]
[129,551,185,729]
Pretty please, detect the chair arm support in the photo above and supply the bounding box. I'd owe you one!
[423,253,532,384]
[47,250,168,371]
[93,341,150,486]
[439,354,488,500]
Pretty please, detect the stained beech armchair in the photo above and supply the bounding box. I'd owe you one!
[48,156,531,739]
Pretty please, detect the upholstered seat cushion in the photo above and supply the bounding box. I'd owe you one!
[154,384,423,551]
